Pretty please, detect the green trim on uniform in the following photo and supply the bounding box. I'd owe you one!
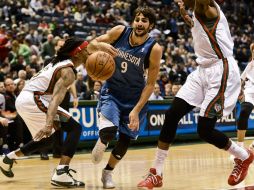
[195,14,229,119]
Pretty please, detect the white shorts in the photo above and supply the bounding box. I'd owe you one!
[176,56,240,118]
[15,90,71,138]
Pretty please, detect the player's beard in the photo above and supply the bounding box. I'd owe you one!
[133,27,149,37]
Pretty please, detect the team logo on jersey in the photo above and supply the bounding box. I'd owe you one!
[214,103,222,112]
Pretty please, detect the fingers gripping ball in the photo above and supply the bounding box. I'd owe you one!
[86,51,115,81]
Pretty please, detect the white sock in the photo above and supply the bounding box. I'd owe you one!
[237,141,244,147]
[7,151,19,159]
[57,165,68,170]
[153,148,168,176]
[228,141,249,161]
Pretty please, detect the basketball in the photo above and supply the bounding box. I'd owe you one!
[85,51,115,81]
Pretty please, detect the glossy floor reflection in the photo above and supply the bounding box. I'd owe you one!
[1,140,254,190]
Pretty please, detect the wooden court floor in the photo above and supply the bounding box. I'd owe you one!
[1,140,254,190]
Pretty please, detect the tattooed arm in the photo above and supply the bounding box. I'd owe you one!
[34,67,75,141]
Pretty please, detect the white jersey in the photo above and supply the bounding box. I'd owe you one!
[241,60,254,83]
[16,59,73,138]
[191,1,234,66]
[241,60,254,94]
[23,59,74,96]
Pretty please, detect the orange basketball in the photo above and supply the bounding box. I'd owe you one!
[85,51,115,81]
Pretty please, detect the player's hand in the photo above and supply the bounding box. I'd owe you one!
[128,110,140,131]
[73,97,79,108]
[97,42,118,57]
[174,0,185,9]
[238,90,245,103]
[34,125,53,141]
[0,117,9,127]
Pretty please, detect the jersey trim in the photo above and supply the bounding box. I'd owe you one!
[195,12,229,118]
[204,58,229,118]
[144,40,157,69]
[111,26,127,47]
[44,63,74,94]
[195,14,222,59]
[34,94,70,119]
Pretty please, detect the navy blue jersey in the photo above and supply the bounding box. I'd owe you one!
[102,27,156,104]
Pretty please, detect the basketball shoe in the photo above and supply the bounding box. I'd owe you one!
[0,155,15,177]
[249,142,254,151]
[137,168,163,189]
[91,138,107,164]
[228,149,254,186]
[51,166,85,188]
[101,169,115,189]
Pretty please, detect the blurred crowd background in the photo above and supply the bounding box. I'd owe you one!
[0,0,253,154]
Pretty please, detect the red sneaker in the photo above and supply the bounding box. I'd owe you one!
[137,168,163,189]
[228,149,254,186]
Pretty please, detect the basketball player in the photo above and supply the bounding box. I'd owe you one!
[90,6,162,189]
[137,0,254,188]
[232,43,254,151]
[0,37,117,187]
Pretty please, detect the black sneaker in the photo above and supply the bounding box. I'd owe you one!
[0,155,15,178]
[51,166,85,188]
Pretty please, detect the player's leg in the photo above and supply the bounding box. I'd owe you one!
[0,91,55,178]
[92,98,119,164]
[238,93,254,149]
[137,97,194,189]
[138,69,201,189]
[198,58,254,186]
[51,114,85,188]
[102,104,147,189]
[229,101,254,161]
[101,132,130,189]
[0,135,55,177]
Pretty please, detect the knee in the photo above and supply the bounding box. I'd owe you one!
[99,126,117,144]
[197,116,216,140]
[65,117,82,135]
[239,102,253,117]
[112,133,130,160]
[237,102,254,129]
[197,124,210,140]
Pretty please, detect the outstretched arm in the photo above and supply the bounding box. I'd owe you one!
[87,25,125,57]
[128,43,162,131]
[34,67,75,141]
[175,0,194,27]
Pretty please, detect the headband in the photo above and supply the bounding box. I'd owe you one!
[69,41,89,56]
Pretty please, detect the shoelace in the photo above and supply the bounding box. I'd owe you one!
[65,168,77,179]
[231,159,243,177]
[142,173,159,185]
[10,160,17,168]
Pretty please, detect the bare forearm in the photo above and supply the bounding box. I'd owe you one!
[177,1,194,27]
[46,100,60,126]
[69,83,77,98]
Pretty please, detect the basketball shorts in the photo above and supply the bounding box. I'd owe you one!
[15,90,71,138]
[176,56,240,118]
[97,93,147,140]
[244,80,254,105]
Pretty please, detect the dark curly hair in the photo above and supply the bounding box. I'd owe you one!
[50,37,84,65]
[133,6,157,26]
